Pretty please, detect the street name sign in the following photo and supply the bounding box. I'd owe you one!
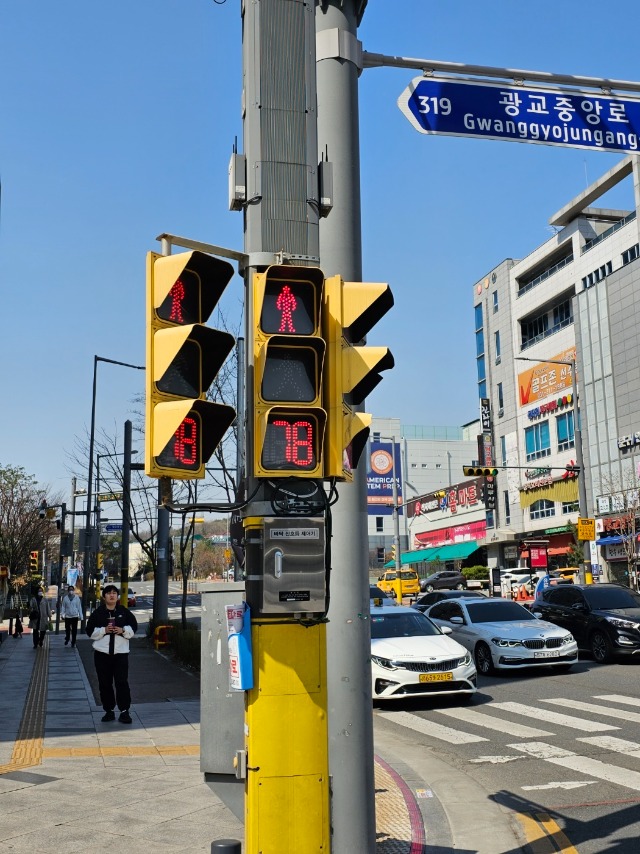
[104,524,123,532]
[98,492,123,502]
[577,517,596,541]
[398,77,640,154]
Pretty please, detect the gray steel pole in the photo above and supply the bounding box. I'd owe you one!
[121,420,133,607]
[316,1,376,850]
[572,359,591,584]
[155,482,170,622]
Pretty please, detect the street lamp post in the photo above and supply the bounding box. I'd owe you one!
[381,437,402,596]
[516,355,592,585]
[82,355,144,628]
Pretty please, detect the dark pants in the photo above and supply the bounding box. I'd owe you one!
[94,651,131,712]
[64,618,79,645]
[32,619,45,647]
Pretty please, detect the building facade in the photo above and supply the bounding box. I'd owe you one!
[474,155,640,585]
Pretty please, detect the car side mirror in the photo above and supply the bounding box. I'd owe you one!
[571,602,587,611]
[532,611,543,619]
[449,616,464,625]
[440,625,453,635]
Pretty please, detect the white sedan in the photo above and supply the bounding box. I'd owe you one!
[370,603,477,701]
[423,597,578,675]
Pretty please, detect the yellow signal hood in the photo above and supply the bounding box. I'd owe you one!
[344,345,395,405]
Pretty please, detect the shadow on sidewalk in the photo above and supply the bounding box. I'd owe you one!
[76,637,200,705]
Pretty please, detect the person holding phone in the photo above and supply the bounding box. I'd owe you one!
[86,584,138,724]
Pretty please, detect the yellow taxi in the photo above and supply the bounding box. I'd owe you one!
[376,569,421,599]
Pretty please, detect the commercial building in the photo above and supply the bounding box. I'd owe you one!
[473,155,640,585]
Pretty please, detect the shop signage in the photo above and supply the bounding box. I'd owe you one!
[618,431,640,451]
[521,475,554,491]
[480,398,492,433]
[527,394,573,421]
[409,482,480,518]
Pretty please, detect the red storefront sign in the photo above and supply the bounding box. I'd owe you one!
[414,519,487,548]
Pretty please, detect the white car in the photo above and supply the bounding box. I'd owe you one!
[370,603,477,701]
[423,597,578,675]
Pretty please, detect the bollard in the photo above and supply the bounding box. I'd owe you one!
[211,841,241,854]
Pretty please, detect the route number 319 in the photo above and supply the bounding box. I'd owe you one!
[417,96,452,115]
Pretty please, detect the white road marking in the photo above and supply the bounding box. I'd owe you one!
[579,735,640,760]
[470,755,527,764]
[542,697,640,724]
[510,741,640,792]
[491,702,618,732]
[376,710,488,744]
[594,694,640,708]
[521,781,598,791]
[436,707,552,737]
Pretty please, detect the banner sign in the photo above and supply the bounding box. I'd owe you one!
[399,77,640,155]
[367,442,403,516]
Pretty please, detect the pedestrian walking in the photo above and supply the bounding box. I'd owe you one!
[61,585,83,646]
[13,614,24,638]
[86,584,138,724]
[29,589,51,648]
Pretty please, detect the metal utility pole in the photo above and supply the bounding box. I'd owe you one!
[316,1,377,850]
[120,420,133,611]
[240,1,329,851]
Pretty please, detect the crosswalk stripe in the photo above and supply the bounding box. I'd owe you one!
[491,702,618,732]
[594,694,640,708]
[578,735,640,759]
[510,741,640,792]
[542,698,640,724]
[436,707,551,738]
[376,710,488,744]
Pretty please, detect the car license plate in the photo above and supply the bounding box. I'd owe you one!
[533,651,556,659]
[419,672,453,682]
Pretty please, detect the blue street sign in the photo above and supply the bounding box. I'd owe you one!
[104,524,122,532]
[398,77,640,154]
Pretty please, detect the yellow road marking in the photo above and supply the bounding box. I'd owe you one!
[42,745,200,758]
[516,811,579,853]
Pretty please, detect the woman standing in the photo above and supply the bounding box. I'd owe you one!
[29,588,51,648]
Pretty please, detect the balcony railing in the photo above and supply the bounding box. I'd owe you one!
[582,211,636,254]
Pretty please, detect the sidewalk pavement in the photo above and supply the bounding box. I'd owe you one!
[0,624,522,853]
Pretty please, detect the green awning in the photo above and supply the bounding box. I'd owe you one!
[384,541,480,568]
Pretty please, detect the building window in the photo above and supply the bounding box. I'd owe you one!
[475,303,483,331]
[503,490,511,525]
[581,260,613,289]
[494,330,501,362]
[497,382,504,410]
[376,547,385,565]
[556,411,575,452]
[486,509,495,528]
[500,435,507,467]
[372,433,381,442]
[553,301,572,327]
[530,499,555,519]
[622,244,640,266]
[477,355,486,383]
[492,290,499,312]
[562,500,579,514]
[478,380,487,398]
[525,422,551,461]
[375,517,384,533]
[476,330,485,357]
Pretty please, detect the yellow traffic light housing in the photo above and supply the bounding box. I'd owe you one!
[145,251,236,479]
[323,277,394,481]
[252,266,326,478]
[462,466,499,477]
[30,550,38,571]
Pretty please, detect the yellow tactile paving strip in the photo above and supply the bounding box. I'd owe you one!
[42,745,200,758]
[0,636,49,774]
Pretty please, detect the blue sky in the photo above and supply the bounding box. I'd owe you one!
[2,0,639,503]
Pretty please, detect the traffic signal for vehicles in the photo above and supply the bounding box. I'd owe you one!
[462,466,499,477]
[252,265,326,478]
[30,550,38,571]
[145,251,236,479]
[323,277,394,481]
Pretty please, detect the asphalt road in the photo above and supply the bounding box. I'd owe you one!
[374,654,640,853]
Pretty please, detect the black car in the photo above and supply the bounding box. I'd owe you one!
[370,585,392,602]
[412,589,485,612]
[420,570,467,593]
[532,583,640,663]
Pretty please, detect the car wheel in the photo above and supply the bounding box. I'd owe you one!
[424,584,434,593]
[590,630,613,663]
[455,583,464,590]
[474,642,495,675]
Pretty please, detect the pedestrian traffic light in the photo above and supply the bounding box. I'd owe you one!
[323,276,394,481]
[30,550,38,571]
[145,250,237,479]
[462,466,499,477]
[252,265,327,478]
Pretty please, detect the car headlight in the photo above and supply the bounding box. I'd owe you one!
[491,637,524,648]
[371,655,396,670]
[606,616,640,631]
[458,652,472,666]
[561,633,576,645]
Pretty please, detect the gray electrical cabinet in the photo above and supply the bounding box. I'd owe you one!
[200,583,246,776]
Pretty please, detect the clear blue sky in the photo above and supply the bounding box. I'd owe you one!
[2,0,638,503]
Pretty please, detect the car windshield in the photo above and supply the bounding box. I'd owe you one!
[370,612,441,639]
[583,587,640,610]
[465,601,535,623]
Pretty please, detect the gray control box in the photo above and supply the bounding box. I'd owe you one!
[261,516,326,614]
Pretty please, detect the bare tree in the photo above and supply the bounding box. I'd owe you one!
[597,467,640,590]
